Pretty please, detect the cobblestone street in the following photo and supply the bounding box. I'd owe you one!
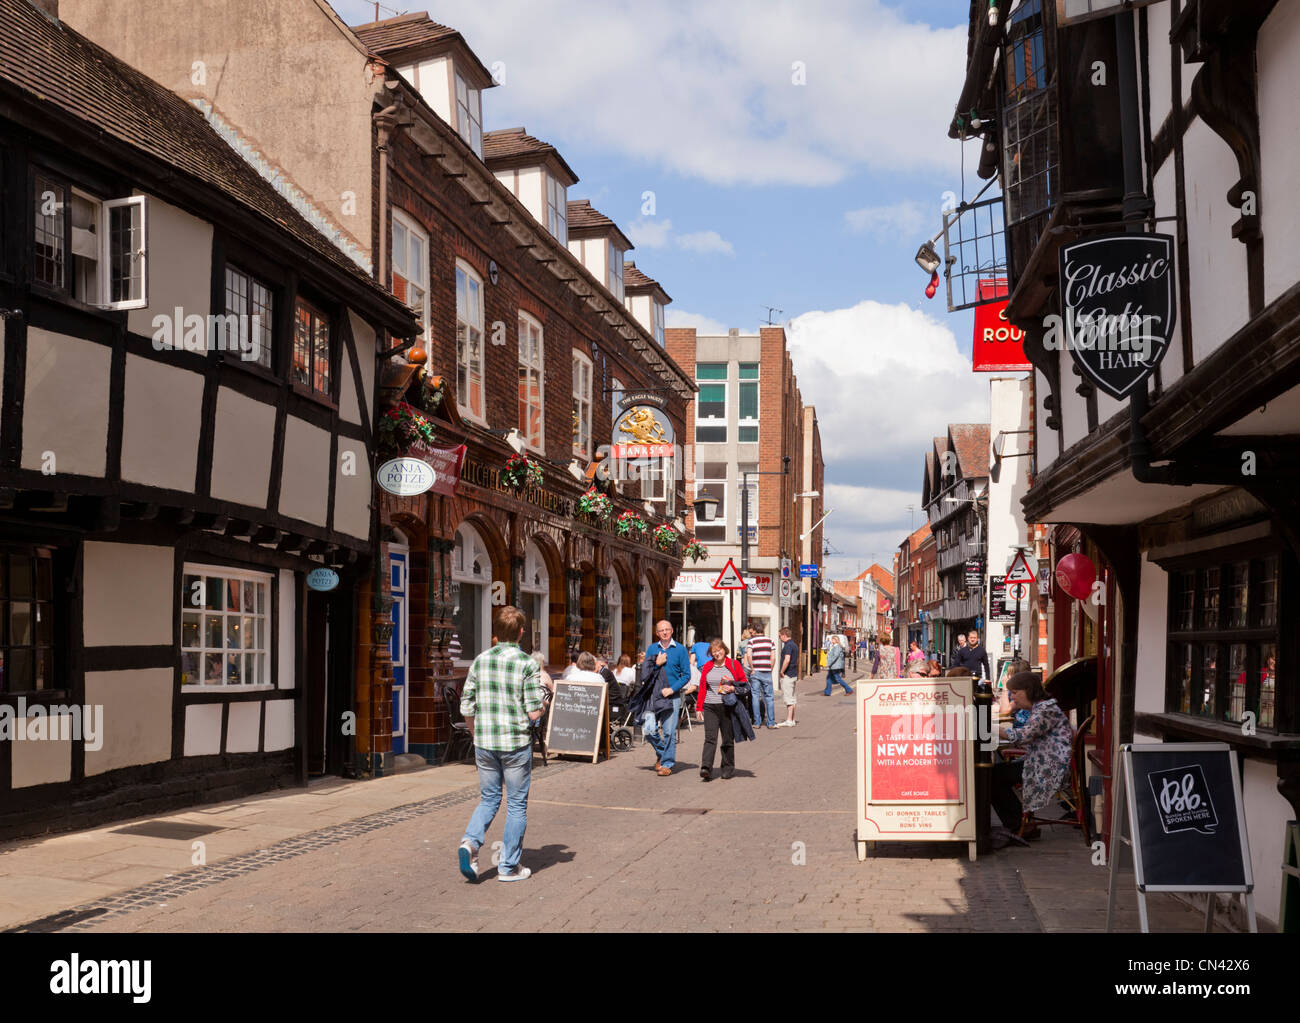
[3,671,1209,933]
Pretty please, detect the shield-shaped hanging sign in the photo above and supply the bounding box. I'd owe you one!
[1057,233,1176,400]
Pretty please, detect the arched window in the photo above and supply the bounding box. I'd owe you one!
[451,523,491,664]
[607,575,623,663]
[520,539,550,658]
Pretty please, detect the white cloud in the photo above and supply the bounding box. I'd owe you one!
[786,299,986,466]
[626,217,673,249]
[665,309,732,335]
[676,230,735,256]
[349,0,967,187]
[819,484,920,583]
[844,199,932,240]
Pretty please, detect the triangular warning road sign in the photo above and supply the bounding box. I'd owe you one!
[1005,551,1036,584]
[712,558,747,590]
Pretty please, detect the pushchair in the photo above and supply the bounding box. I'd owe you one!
[607,677,637,752]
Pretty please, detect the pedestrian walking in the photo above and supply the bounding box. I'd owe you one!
[776,626,799,727]
[695,638,748,781]
[875,636,901,678]
[954,629,991,682]
[638,619,691,776]
[457,606,548,884]
[745,628,777,728]
[952,632,968,669]
[870,640,882,677]
[822,634,854,695]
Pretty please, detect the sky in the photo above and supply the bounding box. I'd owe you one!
[335,0,1004,584]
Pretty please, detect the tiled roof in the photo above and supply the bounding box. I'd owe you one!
[566,199,633,250]
[0,0,408,316]
[623,261,672,303]
[352,12,458,52]
[482,127,578,184]
[948,423,991,481]
[907,523,931,551]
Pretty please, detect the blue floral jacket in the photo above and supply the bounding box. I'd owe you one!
[1006,698,1074,813]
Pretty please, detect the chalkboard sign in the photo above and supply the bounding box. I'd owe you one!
[543,680,609,762]
[1107,743,1256,932]
[1124,743,1250,891]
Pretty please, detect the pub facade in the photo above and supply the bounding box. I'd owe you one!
[947,0,1300,927]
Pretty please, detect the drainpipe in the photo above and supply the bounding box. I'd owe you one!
[374,99,403,290]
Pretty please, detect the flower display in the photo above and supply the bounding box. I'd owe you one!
[576,486,613,520]
[501,453,543,491]
[653,524,678,552]
[614,510,647,537]
[378,400,436,448]
[684,539,708,563]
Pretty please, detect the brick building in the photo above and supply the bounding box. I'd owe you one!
[894,523,931,652]
[663,326,823,656]
[60,2,695,776]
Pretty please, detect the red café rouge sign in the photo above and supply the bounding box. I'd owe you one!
[972,278,1030,372]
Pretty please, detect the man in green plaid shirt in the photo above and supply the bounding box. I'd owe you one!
[457,605,550,884]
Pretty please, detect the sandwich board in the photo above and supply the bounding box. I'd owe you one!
[1106,743,1255,932]
[543,679,610,763]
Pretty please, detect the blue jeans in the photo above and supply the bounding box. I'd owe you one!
[824,668,853,695]
[750,670,775,725]
[642,696,681,770]
[462,744,532,875]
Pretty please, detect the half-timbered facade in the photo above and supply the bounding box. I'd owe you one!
[948,0,1300,927]
[56,2,696,776]
[0,0,418,838]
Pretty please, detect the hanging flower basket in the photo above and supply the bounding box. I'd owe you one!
[576,486,613,521]
[614,510,647,537]
[501,453,544,492]
[653,524,678,552]
[684,539,708,563]
[378,400,436,450]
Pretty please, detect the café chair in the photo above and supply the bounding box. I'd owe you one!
[441,686,475,765]
[1000,713,1095,844]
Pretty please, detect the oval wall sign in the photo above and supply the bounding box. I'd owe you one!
[376,457,436,497]
[306,568,340,592]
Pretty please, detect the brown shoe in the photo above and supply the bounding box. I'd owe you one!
[655,765,672,776]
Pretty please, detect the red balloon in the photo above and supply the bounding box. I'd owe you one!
[925,270,939,299]
[1055,553,1097,600]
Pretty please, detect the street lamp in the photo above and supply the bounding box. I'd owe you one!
[692,490,720,523]
[740,454,791,632]
[800,508,833,542]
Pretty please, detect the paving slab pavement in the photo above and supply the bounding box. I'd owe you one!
[2,671,1214,933]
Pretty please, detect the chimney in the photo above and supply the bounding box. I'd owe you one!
[728,328,739,337]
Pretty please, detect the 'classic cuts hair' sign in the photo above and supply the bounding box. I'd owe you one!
[1055,233,1176,399]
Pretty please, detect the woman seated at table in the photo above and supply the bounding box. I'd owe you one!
[992,671,1073,840]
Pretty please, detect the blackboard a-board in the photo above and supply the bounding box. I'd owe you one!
[544,680,609,762]
[1122,743,1252,893]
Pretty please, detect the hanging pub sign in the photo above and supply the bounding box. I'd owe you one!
[613,396,675,459]
[972,279,1031,372]
[1057,233,1176,400]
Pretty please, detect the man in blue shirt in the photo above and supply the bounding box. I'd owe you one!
[644,619,692,775]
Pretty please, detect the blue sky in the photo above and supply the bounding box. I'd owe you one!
[334,0,1000,581]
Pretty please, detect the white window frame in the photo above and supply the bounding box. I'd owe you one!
[452,523,492,666]
[606,241,624,302]
[518,311,545,453]
[454,71,483,157]
[572,349,593,460]
[521,539,550,657]
[455,259,486,423]
[34,179,148,310]
[738,364,760,443]
[180,563,274,692]
[652,300,665,346]
[546,175,568,245]
[391,209,429,342]
[695,366,727,443]
[101,195,148,309]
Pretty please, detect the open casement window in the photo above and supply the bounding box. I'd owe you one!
[180,565,273,689]
[456,261,485,421]
[31,174,147,309]
[391,211,429,341]
[518,312,544,451]
[572,350,592,459]
[293,298,332,400]
[454,72,483,157]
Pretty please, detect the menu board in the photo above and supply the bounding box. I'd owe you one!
[856,677,977,860]
[544,680,609,762]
